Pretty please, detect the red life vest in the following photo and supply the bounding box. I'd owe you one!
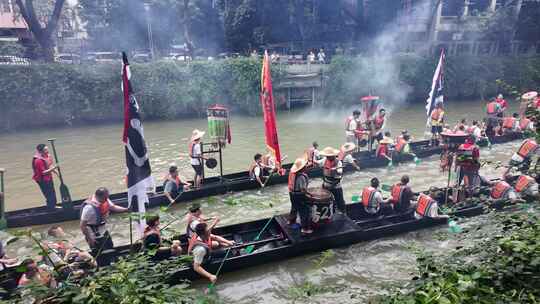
[502,117,516,129]
[515,175,534,193]
[395,137,407,153]
[516,139,538,159]
[187,233,213,255]
[31,153,53,182]
[337,151,345,161]
[486,102,498,115]
[376,144,389,158]
[390,183,404,206]
[361,186,377,208]
[374,115,385,130]
[416,193,435,217]
[519,118,531,130]
[491,181,511,199]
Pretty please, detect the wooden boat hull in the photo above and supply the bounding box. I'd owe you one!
[5,132,522,228]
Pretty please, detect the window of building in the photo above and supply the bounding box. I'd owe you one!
[441,0,462,17]
[1,0,13,13]
[468,0,490,16]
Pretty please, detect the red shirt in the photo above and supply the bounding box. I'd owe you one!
[32,154,53,182]
[496,98,507,110]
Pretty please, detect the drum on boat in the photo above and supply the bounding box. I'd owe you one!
[307,187,335,224]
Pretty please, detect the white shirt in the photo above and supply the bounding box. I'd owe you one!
[471,126,482,139]
[190,143,202,166]
[346,119,358,137]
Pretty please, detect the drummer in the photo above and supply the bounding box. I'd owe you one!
[288,158,313,234]
[316,147,346,213]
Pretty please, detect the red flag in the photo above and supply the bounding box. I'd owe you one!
[260,51,283,171]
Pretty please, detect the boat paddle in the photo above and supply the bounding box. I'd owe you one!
[166,191,185,209]
[245,215,275,254]
[48,138,73,209]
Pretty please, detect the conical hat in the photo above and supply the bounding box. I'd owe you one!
[191,129,205,141]
[522,91,538,100]
[319,147,340,157]
[290,157,307,173]
[340,143,356,153]
[380,137,394,145]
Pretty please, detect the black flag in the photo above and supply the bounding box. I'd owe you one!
[122,52,152,234]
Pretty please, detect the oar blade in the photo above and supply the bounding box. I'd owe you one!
[381,184,392,192]
[245,245,255,254]
[59,183,73,209]
[448,219,462,233]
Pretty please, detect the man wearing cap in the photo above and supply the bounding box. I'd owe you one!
[288,157,313,234]
[80,187,128,252]
[189,129,206,189]
[185,203,219,237]
[345,110,361,144]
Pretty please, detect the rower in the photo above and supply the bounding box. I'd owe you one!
[288,157,313,234]
[45,226,97,277]
[519,115,534,132]
[430,102,445,145]
[456,136,481,193]
[453,118,467,133]
[490,179,519,204]
[413,187,448,220]
[506,138,539,175]
[163,166,190,204]
[18,258,56,288]
[306,141,321,167]
[189,129,206,189]
[345,110,361,144]
[80,187,128,253]
[495,94,508,114]
[502,113,519,133]
[486,98,502,136]
[339,143,361,171]
[395,133,412,156]
[317,147,346,213]
[361,178,391,216]
[389,175,416,213]
[468,120,483,140]
[32,143,59,210]
[376,135,393,162]
[509,174,539,200]
[188,222,234,283]
[372,108,386,144]
[185,203,219,237]
[143,215,182,257]
[249,153,267,188]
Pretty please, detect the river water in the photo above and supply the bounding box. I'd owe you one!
[0,100,525,303]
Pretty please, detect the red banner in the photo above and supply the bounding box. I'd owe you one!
[260,51,283,171]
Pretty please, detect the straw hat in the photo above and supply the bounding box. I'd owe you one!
[522,91,538,100]
[290,157,308,173]
[191,129,205,141]
[379,137,394,145]
[341,143,356,153]
[319,147,340,157]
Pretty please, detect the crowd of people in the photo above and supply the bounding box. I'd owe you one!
[11,92,538,292]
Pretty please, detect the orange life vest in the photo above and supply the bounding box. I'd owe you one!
[376,144,389,158]
[361,186,377,209]
[486,102,498,115]
[395,137,407,153]
[416,193,435,217]
[431,108,443,121]
[187,233,213,255]
[516,139,538,159]
[515,175,535,193]
[390,183,405,206]
[519,118,531,130]
[491,181,511,199]
[288,171,307,193]
[502,117,516,129]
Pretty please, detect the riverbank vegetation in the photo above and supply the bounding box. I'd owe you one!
[2,55,540,131]
[380,212,540,304]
